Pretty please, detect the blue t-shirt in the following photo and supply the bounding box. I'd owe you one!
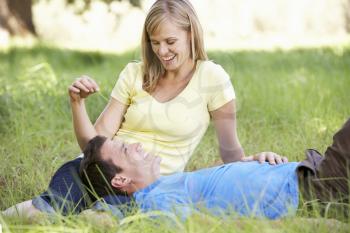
[133,161,299,220]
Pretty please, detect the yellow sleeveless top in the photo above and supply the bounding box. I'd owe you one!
[111,60,235,174]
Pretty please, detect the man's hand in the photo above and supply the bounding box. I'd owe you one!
[68,76,100,102]
[241,152,288,165]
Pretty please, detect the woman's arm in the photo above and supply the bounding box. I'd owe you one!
[69,76,127,150]
[210,100,288,164]
[94,98,127,138]
[210,100,245,163]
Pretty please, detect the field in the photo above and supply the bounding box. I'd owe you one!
[0,45,350,232]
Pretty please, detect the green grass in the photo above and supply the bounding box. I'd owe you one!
[1,44,350,232]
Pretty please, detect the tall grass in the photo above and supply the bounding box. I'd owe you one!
[0,44,350,232]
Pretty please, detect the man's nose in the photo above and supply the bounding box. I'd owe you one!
[129,143,142,151]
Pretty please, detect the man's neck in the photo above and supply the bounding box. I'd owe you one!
[128,174,160,195]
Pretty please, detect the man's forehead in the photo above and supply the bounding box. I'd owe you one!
[99,139,126,170]
[103,138,123,147]
[100,139,122,158]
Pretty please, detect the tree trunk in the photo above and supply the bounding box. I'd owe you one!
[0,0,36,36]
[346,0,350,33]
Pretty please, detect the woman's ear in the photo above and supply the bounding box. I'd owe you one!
[111,175,131,189]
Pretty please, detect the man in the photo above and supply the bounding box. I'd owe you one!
[80,119,350,220]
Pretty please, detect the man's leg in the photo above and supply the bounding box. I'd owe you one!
[3,157,91,218]
[2,200,41,219]
[33,157,92,215]
[315,118,350,202]
[298,118,350,217]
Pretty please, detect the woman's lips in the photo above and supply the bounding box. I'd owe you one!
[162,55,176,62]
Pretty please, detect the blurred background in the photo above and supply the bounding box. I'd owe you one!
[1,0,349,52]
[1,1,350,220]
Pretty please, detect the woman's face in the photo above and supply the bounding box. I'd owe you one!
[149,19,192,72]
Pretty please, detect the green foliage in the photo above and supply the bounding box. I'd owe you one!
[188,46,350,170]
[1,44,350,231]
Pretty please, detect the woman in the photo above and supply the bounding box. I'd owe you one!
[3,0,287,217]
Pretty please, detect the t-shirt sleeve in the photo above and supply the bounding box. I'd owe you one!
[206,63,236,112]
[110,62,139,105]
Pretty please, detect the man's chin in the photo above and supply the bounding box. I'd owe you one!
[152,156,162,177]
[155,155,162,163]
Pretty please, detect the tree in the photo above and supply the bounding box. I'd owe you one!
[0,0,36,36]
[346,0,350,33]
[0,0,141,37]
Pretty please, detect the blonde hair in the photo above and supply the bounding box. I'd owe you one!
[141,0,208,92]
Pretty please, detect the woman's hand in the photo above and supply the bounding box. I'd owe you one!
[241,152,288,165]
[68,76,100,102]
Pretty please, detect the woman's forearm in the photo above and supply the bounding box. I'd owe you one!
[220,146,245,163]
[210,100,246,164]
[71,100,97,151]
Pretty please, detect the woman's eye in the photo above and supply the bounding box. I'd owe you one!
[167,41,175,45]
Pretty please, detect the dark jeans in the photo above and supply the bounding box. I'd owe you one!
[297,118,350,217]
[32,157,131,216]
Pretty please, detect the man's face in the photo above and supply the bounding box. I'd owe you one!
[100,139,161,182]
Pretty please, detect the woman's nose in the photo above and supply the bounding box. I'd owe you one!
[158,43,168,56]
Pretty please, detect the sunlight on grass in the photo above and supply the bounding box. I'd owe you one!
[1,44,349,232]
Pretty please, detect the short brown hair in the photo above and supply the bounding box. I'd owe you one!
[79,136,127,201]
